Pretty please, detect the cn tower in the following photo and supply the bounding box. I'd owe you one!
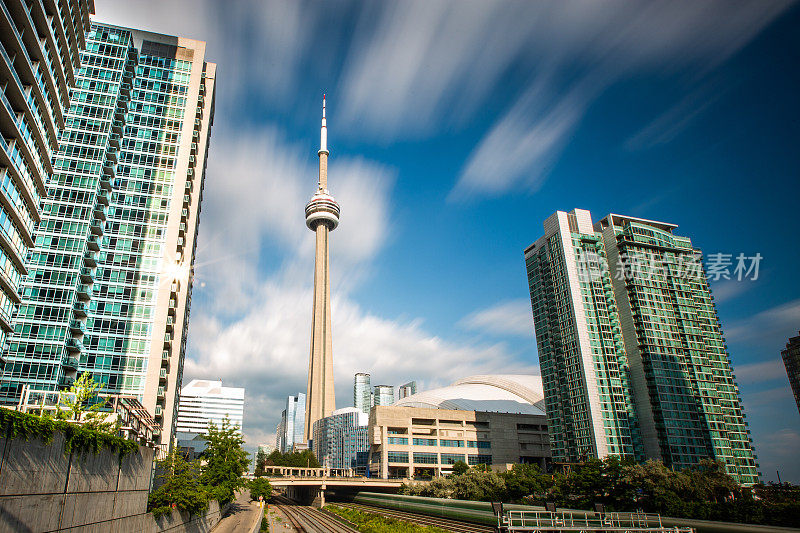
[304,95,340,442]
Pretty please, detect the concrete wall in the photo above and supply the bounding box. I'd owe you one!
[0,433,222,532]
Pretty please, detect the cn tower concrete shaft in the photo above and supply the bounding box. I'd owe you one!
[304,97,339,442]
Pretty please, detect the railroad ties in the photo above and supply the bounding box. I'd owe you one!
[272,494,359,533]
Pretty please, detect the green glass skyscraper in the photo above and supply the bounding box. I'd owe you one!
[525,209,759,484]
[0,0,94,352]
[0,23,216,448]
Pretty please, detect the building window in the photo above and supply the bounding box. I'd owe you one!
[441,453,465,465]
[387,451,409,463]
[388,437,408,445]
[467,440,491,449]
[468,455,492,465]
[413,452,438,464]
[439,439,464,447]
[412,438,437,446]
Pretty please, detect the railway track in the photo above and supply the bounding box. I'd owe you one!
[272,494,359,533]
[333,501,496,533]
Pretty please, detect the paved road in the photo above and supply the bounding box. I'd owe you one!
[212,491,263,533]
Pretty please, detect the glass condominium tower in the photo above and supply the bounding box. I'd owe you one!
[353,372,370,414]
[0,23,216,448]
[525,209,759,484]
[0,0,94,351]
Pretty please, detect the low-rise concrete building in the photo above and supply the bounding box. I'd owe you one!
[367,375,551,478]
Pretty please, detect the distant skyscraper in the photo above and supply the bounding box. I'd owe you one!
[277,393,305,452]
[0,0,93,352]
[0,23,216,450]
[176,379,244,435]
[373,385,394,406]
[312,407,369,474]
[525,209,759,484]
[304,96,339,441]
[258,443,275,456]
[782,332,800,416]
[354,372,371,414]
[398,381,417,400]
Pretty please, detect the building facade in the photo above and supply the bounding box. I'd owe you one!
[175,379,244,435]
[312,406,369,474]
[354,372,370,414]
[525,209,759,484]
[369,375,551,479]
[0,23,216,449]
[0,0,94,352]
[373,384,394,406]
[524,209,642,464]
[277,392,305,453]
[782,333,800,416]
[398,381,417,400]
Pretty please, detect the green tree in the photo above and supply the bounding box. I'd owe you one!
[249,477,272,501]
[500,463,550,502]
[254,449,268,477]
[148,450,209,517]
[451,460,469,476]
[200,417,249,505]
[55,372,119,432]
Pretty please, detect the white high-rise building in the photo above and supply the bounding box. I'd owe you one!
[176,379,244,436]
[373,385,394,406]
[354,373,371,414]
[276,393,305,452]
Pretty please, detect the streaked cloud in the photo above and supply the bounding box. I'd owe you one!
[735,359,788,386]
[461,299,535,338]
[450,0,791,200]
[725,298,800,346]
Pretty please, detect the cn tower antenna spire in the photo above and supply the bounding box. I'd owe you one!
[320,94,328,156]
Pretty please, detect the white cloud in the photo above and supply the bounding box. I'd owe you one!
[725,298,800,346]
[460,299,535,338]
[450,0,791,199]
[735,360,788,386]
[186,280,539,448]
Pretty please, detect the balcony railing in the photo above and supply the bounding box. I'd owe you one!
[62,355,79,370]
[79,267,94,282]
[87,235,100,251]
[73,301,88,317]
[65,338,83,353]
[69,320,85,333]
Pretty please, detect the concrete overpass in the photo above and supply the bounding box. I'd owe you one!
[262,472,404,507]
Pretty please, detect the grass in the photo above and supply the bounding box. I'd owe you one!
[325,505,450,533]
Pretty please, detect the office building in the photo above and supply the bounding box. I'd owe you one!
[525,209,759,484]
[0,0,94,352]
[277,392,305,453]
[369,375,550,479]
[304,96,339,441]
[0,23,216,450]
[374,384,394,406]
[781,333,800,416]
[398,381,417,400]
[312,407,369,474]
[354,372,370,414]
[175,379,244,434]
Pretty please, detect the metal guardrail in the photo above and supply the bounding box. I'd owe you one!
[503,509,693,532]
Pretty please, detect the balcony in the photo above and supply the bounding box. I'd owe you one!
[108,132,120,148]
[87,235,100,251]
[62,356,79,370]
[89,220,104,236]
[163,333,172,347]
[73,301,88,318]
[83,251,97,267]
[119,82,130,97]
[93,204,107,221]
[58,376,75,389]
[159,368,167,382]
[183,194,190,207]
[95,188,110,205]
[76,284,92,299]
[99,173,113,189]
[157,386,165,399]
[65,338,83,353]
[162,350,170,364]
[69,320,86,334]
[80,267,94,283]
[112,120,124,135]
[106,147,118,164]
[154,405,163,417]
[114,107,126,122]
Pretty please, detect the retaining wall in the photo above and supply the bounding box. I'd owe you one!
[0,433,223,532]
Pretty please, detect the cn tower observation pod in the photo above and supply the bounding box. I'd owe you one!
[305,191,340,230]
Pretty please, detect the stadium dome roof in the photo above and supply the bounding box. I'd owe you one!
[393,374,545,415]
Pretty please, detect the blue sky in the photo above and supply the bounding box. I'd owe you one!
[97,1,800,480]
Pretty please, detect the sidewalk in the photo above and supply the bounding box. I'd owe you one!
[211,491,263,533]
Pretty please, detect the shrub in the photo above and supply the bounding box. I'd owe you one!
[250,477,272,501]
